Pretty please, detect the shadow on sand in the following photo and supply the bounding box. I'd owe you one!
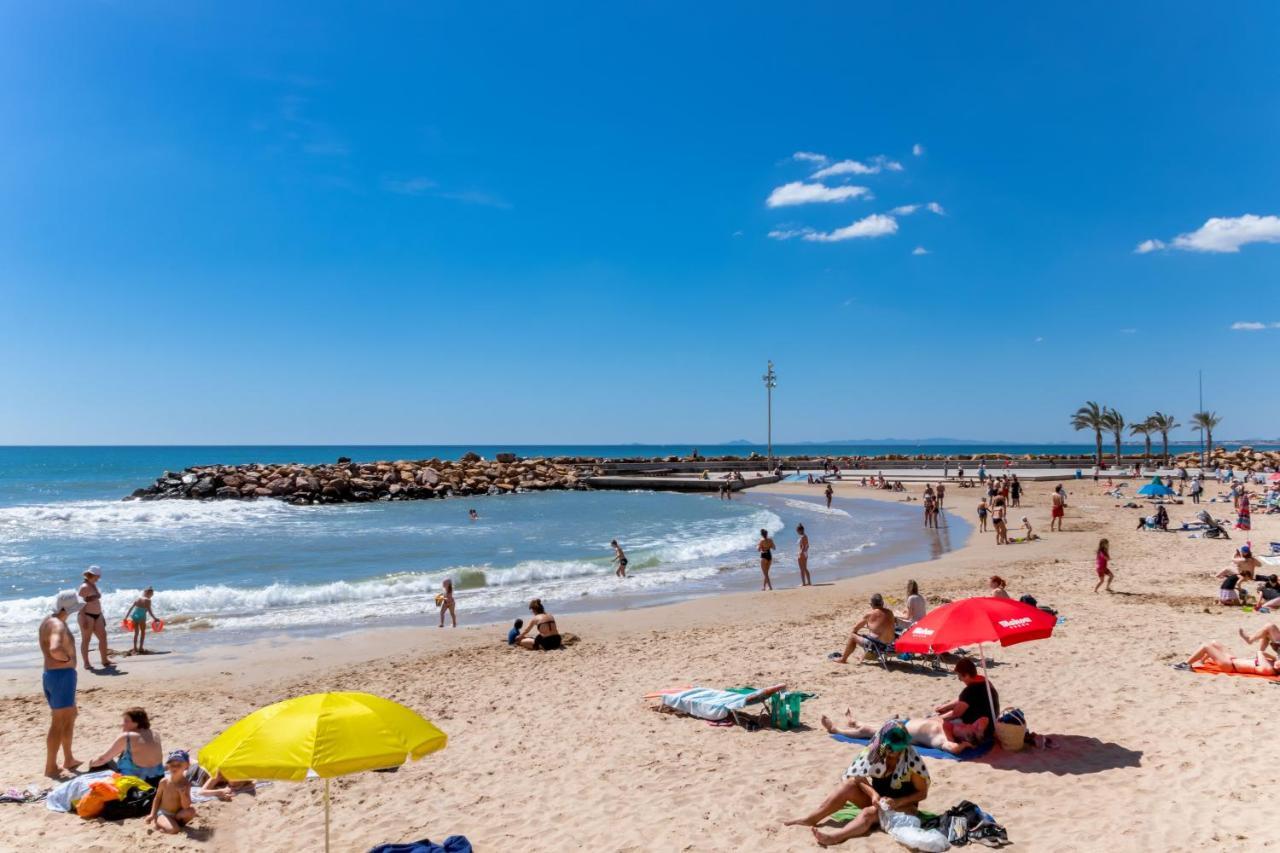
[982,735,1142,776]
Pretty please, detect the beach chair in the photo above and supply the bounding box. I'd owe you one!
[862,634,945,673]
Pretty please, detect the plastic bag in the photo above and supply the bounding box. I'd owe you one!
[879,806,951,852]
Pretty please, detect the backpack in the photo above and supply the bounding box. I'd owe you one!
[99,786,155,821]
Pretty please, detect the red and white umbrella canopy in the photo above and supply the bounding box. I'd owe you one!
[895,596,1056,655]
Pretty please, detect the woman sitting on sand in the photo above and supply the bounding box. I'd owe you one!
[988,576,1011,599]
[1180,639,1279,676]
[822,710,989,755]
[515,598,562,651]
[90,707,165,784]
[786,720,930,847]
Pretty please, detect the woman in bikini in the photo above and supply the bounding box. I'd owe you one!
[516,598,562,651]
[77,567,110,669]
[91,706,165,784]
[757,529,776,591]
[1183,640,1279,676]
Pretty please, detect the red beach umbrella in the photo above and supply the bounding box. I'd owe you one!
[895,597,1057,655]
[895,597,1057,720]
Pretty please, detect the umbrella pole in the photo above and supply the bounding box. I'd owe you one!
[324,778,331,853]
[978,642,997,726]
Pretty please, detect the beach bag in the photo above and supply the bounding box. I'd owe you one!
[995,708,1027,752]
[100,786,155,821]
[768,691,811,731]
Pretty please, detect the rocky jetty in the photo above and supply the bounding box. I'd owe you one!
[129,454,600,505]
[1173,446,1280,473]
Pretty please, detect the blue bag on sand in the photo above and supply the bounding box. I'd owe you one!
[368,836,473,853]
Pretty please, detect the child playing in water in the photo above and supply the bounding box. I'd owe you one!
[437,579,456,628]
[146,750,196,834]
[129,587,158,654]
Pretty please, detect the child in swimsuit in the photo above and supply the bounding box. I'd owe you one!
[146,750,196,834]
[129,587,158,654]
[437,579,456,628]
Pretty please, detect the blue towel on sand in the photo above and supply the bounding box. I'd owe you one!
[830,732,993,762]
[369,837,472,853]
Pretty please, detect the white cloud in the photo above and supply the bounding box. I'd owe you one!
[912,143,925,157]
[766,181,870,208]
[767,227,813,241]
[383,177,437,195]
[801,213,898,243]
[810,155,903,179]
[892,201,945,217]
[1139,214,1280,254]
[912,246,930,255]
[1230,321,1271,331]
[793,151,829,165]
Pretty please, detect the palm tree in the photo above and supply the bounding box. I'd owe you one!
[1148,412,1180,466]
[1191,411,1222,466]
[1129,419,1154,466]
[1102,408,1126,468]
[1070,401,1107,467]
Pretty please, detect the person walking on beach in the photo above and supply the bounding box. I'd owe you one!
[1049,487,1066,532]
[992,497,1009,545]
[935,482,945,508]
[77,566,110,670]
[796,524,811,587]
[824,483,834,509]
[437,579,456,628]
[1009,475,1021,507]
[611,539,628,578]
[1190,476,1203,504]
[1094,539,1114,593]
[40,592,81,779]
[757,529,776,591]
[976,497,989,532]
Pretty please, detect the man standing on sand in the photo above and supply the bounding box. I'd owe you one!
[40,592,82,779]
[832,594,897,663]
[795,524,811,586]
[1050,485,1066,531]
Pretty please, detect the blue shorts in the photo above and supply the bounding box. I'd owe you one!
[43,668,77,710]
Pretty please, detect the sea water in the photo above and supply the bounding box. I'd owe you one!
[0,447,970,663]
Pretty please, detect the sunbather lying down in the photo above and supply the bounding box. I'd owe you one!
[1180,638,1280,676]
[821,709,989,754]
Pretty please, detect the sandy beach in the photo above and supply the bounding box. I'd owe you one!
[1,476,1276,852]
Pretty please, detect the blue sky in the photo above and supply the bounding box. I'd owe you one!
[2,2,1278,444]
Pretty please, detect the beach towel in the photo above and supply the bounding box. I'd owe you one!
[661,688,751,721]
[831,732,993,762]
[1191,661,1279,680]
[46,770,115,813]
[368,836,472,853]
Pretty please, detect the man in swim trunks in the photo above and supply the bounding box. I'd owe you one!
[611,539,628,578]
[40,592,82,778]
[516,598,562,650]
[935,658,999,745]
[834,594,897,664]
[1049,489,1066,532]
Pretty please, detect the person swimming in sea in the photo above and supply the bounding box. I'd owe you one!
[128,587,159,654]
[610,539,628,578]
[468,508,479,521]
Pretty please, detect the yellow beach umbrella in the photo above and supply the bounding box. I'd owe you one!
[199,692,447,852]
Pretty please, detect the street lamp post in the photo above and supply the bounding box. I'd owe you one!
[762,360,777,471]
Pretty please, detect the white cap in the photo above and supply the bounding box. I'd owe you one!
[54,591,80,615]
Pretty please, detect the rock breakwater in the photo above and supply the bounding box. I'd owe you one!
[128,454,599,505]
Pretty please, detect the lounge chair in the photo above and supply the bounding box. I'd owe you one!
[861,633,946,673]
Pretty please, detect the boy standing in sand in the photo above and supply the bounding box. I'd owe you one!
[146,750,196,834]
[39,592,81,779]
[437,579,456,628]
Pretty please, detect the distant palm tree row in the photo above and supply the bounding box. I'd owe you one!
[1070,403,1223,466]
